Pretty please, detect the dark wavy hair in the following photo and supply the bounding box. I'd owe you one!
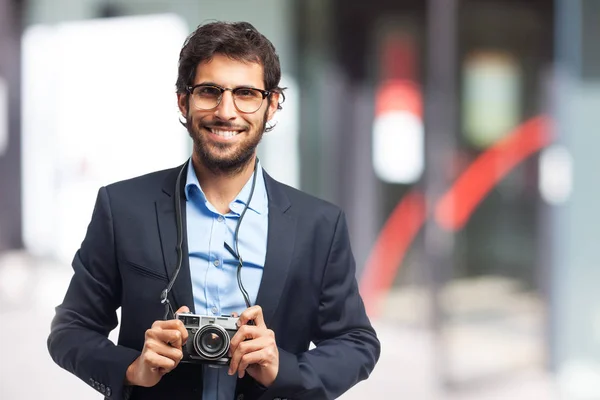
[176,21,285,113]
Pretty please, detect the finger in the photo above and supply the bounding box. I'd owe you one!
[231,312,239,318]
[175,305,190,314]
[152,328,184,349]
[229,325,262,352]
[146,337,184,363]
[145,349,177,373]
[146,329,184,364]
[150,366,168,376]
[152,318,187,332]
[155,346,184,366]
[173,319,189,346]
[228,336,271,376]
[150,365,173,377]
[150,320,188,346]
[237,349,270,378]
[179,324,189,346]
[169,311,189,345]
[228,336,268,375]
[238,305,266,328]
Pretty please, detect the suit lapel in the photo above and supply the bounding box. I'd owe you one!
[156,163,195,314]
[154,166,295,321]
[255,172,296,327]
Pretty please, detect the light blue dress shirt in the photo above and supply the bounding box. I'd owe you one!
[184,158,268,400]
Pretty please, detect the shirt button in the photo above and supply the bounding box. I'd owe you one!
[211,306,218,314]
[217,215,224,222]
[213,259,220,267]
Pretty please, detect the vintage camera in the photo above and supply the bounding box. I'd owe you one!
[176,312,238,366]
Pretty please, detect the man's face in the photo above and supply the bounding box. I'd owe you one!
[178,54,279,174]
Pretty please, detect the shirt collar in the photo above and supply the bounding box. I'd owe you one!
[184,157,268,215]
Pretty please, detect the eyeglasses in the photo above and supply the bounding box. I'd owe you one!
[187,84,271,114]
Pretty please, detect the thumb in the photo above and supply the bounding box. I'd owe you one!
[176,305,190,314]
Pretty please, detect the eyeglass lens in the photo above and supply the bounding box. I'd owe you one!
[191,86,265,113]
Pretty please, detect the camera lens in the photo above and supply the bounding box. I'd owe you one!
[193,324,230,360]
[200,332,223,353]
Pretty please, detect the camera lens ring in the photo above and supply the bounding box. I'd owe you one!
[193,324,230,360]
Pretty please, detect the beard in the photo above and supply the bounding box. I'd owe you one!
[186,109,268,175]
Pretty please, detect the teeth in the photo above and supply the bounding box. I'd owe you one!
[211,129,239,138]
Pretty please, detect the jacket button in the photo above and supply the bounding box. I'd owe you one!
[106,387,112,397]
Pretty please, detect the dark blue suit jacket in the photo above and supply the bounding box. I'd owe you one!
[48,164,380,400]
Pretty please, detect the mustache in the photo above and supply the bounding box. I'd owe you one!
[201,121,247,131]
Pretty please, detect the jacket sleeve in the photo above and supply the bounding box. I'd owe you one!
[261,210,381,400]
[47,186,140,399]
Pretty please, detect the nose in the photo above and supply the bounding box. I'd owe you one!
[214,90,237,120]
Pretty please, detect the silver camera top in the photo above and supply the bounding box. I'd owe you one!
[176,312,239,331]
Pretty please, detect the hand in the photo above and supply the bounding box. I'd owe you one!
[228,305,279,387]
[125,306,190,387]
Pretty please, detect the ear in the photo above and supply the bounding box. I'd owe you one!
[177,93,188,118]
[266,92,280,122]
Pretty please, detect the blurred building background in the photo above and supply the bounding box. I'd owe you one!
[1,0,599,399]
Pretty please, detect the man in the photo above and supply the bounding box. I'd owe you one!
[48,21,380,400]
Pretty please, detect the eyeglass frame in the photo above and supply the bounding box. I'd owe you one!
[186,83,272,114]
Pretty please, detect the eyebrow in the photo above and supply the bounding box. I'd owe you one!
[196,81,262,90]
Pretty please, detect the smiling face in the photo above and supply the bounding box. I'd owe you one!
[178,54,279,175]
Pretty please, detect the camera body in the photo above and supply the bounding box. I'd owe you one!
[176,312,238,366]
